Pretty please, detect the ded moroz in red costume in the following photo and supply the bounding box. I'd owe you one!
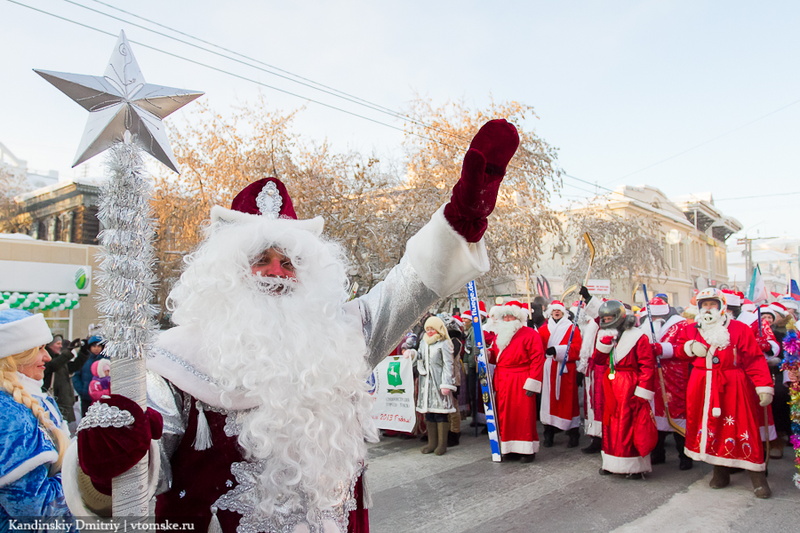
[640,298,690,433]
[592,301,657,475]
[538,301,582,431]
[678,315,774,471]
[485,301,545,456]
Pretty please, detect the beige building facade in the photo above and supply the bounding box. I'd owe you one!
[532,186,742,308]
[0,234,101,339]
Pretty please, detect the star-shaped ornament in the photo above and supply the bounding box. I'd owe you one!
[35,30,202,173]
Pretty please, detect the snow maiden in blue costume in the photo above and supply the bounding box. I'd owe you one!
[0,309,74,530]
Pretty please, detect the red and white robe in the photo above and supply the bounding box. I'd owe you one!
[488,327,546,455]
[735,312,778,441]
[593,329,657,474]
[538,317,582,430]
[641,315,690,433]
[677,320,774,471]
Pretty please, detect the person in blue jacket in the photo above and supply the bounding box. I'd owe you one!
[0,309,74,530]
[72,335,105,416]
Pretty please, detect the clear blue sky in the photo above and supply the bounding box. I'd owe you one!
[2,0,798,239]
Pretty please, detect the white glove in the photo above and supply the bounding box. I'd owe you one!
[685,340,708,358]
[758,392,773,407]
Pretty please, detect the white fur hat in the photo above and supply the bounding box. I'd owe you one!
[0,310,53,359]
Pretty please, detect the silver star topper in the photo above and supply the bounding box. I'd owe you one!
[35,30,203,173]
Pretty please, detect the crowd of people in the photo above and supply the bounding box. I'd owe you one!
[395,286,797,500]
[1,115,796,531]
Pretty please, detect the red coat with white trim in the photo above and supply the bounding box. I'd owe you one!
[676,319,774,471]
[643,315,691,432]
[538,317,582,430]
[487,326,545,455]
[736,311,779,356]
[592,328,657,474]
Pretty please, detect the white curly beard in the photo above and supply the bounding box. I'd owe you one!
[167,219,377,518]
[490,319,523,352]
[697,308,731,349]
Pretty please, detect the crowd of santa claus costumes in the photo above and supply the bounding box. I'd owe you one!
[383,285,799,498]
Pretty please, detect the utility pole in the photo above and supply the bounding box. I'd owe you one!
[738,237,753,289]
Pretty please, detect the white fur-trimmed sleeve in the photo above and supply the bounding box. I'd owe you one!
[523,378,541,393]
[755,386,775,396]
[356,206,490,369]
[767,340,779,356]
[404,205,490,297]
[634,386,655,401]
[63,440,161,517]
[659,342,674,359]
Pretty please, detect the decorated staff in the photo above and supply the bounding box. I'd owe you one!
[37,31,202,517]
[557,233,594,398]
[467,281,502,461]
[781,329,800,489]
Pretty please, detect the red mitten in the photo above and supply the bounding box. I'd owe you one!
[595,334,616,354]
[443,119,520,242]
[758,339,773,355]
[483,330,498,348]
[78,394,163,495]
[652,342,663,357]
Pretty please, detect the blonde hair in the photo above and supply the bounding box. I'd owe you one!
[0,347,69,471]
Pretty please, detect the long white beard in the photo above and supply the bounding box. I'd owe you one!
[697,308,730,349]
[168,219,377,518]
[493,320,523,352]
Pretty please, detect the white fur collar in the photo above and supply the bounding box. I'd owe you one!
[613,328,646,364]
[546,317,571,347]
[17,372,45,397]
[149,327,260,410]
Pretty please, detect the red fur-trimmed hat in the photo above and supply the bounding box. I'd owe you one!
[490,300,529,322]
[647,297,669,316]
[720,289,741,307]
[210,177,324,235]
[546,300,566,315]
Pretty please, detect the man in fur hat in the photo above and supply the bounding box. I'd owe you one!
[484,300,545,462]
[67,120,519,531]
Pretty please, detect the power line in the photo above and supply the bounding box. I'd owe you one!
[715,191,800,201]
[60,0,474,146]
[605,98,800,185]
[10,0,469,152]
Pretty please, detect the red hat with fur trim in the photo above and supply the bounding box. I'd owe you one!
[770,302,788,317]
[647,297,669,316]
[492,300,528,322]
[720,289,741,307]
[210,177,324,235]
[546,300,566,315]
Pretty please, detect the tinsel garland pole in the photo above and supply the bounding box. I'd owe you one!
[36,30,202,519]
[780,327,800,489]
[96,138,159,518]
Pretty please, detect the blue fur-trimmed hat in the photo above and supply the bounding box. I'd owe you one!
[0,309,53,359]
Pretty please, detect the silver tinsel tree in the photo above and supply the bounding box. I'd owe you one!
[36,31,202,518]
